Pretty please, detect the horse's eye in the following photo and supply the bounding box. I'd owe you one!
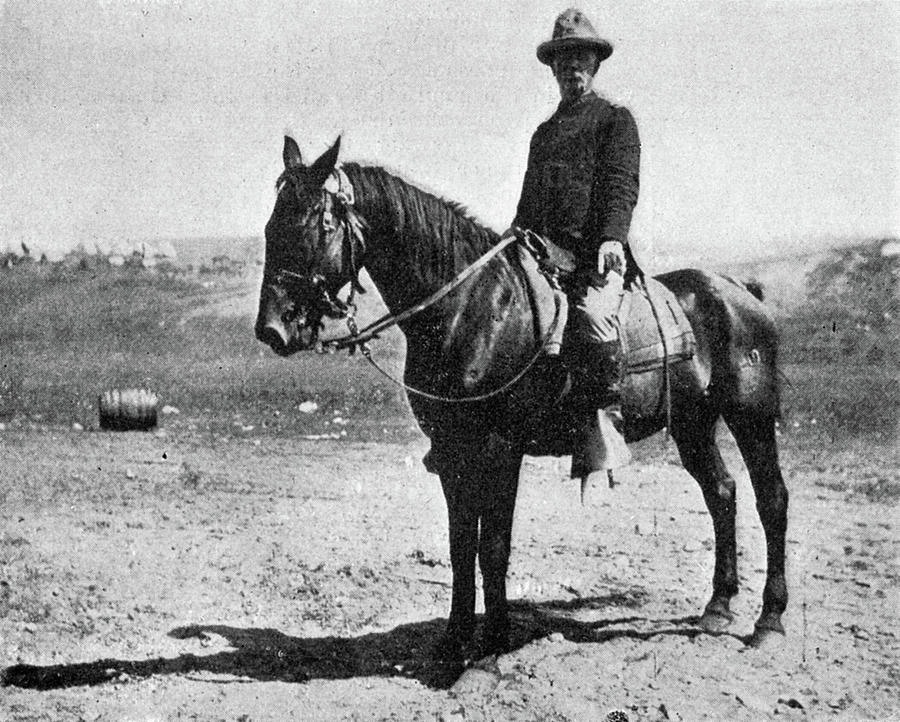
[298,205,319,226]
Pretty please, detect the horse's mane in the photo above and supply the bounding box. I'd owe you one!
[342,163,500,287]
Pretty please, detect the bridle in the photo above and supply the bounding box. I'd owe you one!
[271,166,367,326]
[271,168,562,403]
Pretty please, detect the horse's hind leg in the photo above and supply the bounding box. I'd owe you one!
[673,414,739,632]
[724,411,789,646]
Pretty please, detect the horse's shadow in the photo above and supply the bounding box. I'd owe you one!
[1,597,742,692]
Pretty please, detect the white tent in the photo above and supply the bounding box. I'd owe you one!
[880,240,900,258]
[153,240,178,259]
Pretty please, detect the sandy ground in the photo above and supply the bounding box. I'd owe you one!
[1,426,897,721]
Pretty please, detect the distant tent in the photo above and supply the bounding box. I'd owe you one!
[154,240,178,260]
[1,239,16,268]
[31,243,65,263]
[880,240,900,258]
[94,239,115,257]
[60,243,110,270]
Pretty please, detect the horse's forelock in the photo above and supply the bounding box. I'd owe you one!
[275,168,302,196]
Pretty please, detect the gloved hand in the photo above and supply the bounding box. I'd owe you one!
[500,226,520,242]
[599,240,626,276]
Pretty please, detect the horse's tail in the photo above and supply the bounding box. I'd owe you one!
[772,346,785,422]
[721,274,765,302]
[744,279,764,302]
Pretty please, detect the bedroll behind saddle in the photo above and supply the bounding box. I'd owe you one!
[619,278,695,374]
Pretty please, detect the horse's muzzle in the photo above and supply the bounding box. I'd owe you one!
[256,322,292,356]
[255,315,319,356]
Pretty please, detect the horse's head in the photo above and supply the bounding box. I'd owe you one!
[255,136,366,356]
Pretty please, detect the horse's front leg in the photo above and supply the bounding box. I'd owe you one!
[478,455,522,655]
[438,469,480,661]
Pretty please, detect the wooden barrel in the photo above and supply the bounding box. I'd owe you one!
[98,389,159,431]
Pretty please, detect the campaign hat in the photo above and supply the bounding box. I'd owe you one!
[537,8,613,66]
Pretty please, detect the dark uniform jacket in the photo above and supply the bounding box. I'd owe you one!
[513,91,641,275]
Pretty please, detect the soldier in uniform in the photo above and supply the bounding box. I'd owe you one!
[504,8,641,481]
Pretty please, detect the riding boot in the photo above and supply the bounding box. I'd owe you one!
[570,339,631,480]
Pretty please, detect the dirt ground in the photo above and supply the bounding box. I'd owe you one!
[1,425,897,721]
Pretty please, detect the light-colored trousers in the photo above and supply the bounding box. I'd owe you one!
[569,270,625,344]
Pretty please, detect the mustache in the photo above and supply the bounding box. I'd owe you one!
[557,70,592,82]
[558,74,590,88]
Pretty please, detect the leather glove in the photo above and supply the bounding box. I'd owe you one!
[599,240,626,276]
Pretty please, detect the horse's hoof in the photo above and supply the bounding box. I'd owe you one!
[698,600,734,633]
[748,622,786,650]
[698,611,734,633]
[698,612,733,633]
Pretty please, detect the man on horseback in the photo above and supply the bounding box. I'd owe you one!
[505,8,641,481]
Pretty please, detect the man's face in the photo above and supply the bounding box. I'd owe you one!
[552,48,599,103]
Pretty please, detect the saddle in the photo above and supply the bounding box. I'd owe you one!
[514,236,695,376]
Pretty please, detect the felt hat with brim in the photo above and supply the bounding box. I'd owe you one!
[536,8,613,66]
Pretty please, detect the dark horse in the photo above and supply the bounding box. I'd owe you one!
[255,137,789,658]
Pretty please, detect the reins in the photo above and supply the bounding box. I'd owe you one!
[326,231,562,403]
[323,234,518,352]
[356,294,563,403]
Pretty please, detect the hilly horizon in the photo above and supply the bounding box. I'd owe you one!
[161,233,895,316]
[5,230,896,322]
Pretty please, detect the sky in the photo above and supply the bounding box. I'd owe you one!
[1,0,898,265]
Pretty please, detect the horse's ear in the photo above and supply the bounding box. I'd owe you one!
[308,136,341,188]
[283,136,303,169]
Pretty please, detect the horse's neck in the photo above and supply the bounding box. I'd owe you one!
[347,164,496,314]
[344,166,541,387]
